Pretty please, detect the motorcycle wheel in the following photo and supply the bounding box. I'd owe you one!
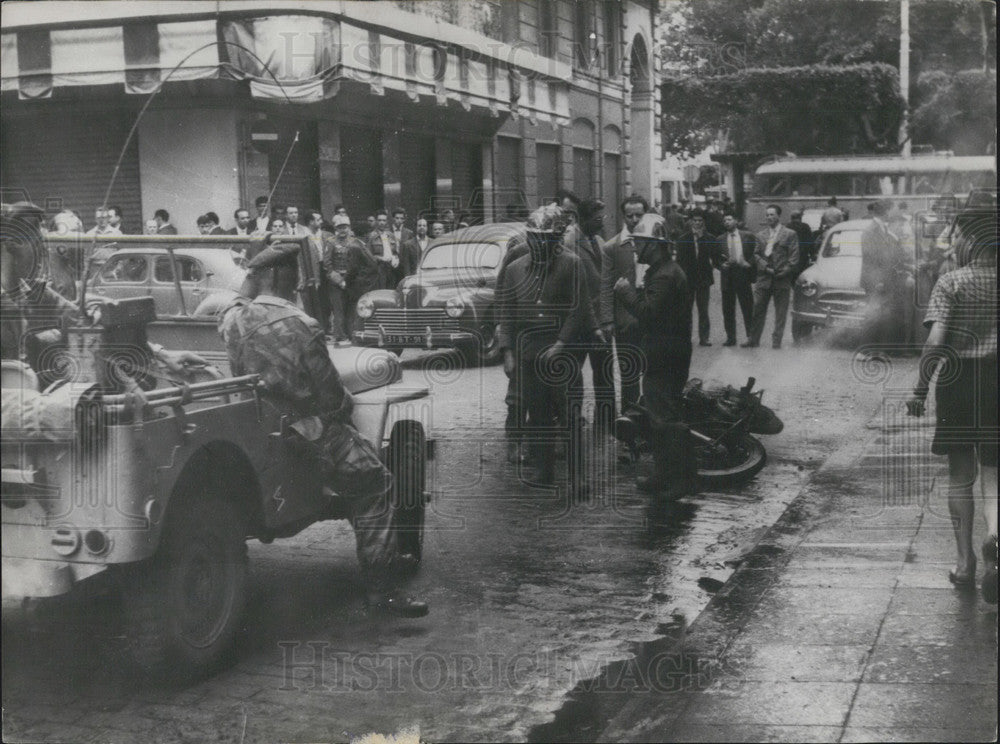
[695,430,767,487]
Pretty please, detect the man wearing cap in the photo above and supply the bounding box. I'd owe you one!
[613,213,699,497]
[323,214,368,342]
[497,204,596,499]
[218,241,428,618]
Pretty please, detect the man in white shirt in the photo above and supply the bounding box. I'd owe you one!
[366,210,400,289]
[228,208,252,236]
[391,207,414,248]
[86,207,121,236]
[600,194,648,414]
[251,196,272,234]
[744,204,799,348]
[718,213,758,346]
[400,218,429,278]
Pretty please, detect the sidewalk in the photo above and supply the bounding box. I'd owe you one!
[599,402,998,743]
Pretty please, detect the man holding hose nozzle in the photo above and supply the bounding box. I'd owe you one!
[613,213,700,498]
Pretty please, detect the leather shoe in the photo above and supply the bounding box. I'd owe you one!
[772,342,782,349]
[740,341,759,348]
[723,339,736,347]
[367,592,429,618]
[948,556,976,589]
[699,340,712,347]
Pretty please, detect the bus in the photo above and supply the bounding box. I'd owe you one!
[746,153,996,229]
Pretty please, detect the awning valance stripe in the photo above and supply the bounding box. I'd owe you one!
[1,14,569,125]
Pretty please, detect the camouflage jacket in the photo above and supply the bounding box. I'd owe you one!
[218,294,350,424]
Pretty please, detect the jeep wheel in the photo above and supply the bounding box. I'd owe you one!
[388,422,427,563]
[123,498,247,681]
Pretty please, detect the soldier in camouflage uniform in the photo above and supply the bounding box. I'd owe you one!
[218,241,428,618]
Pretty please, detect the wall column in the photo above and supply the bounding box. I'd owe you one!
[317,120,342,215]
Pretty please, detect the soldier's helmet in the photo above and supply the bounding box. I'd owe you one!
[525,203,570,237]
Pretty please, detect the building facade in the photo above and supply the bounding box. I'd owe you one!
[1,0,658,236]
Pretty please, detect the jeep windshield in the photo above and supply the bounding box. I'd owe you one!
[420,242,502,270]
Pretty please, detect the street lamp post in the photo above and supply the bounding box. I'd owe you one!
[900,0,911,157]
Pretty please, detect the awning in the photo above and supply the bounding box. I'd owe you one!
[1,14,570,125]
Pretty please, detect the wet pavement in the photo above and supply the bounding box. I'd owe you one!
[598,395,999,743]
[5,324,994,742]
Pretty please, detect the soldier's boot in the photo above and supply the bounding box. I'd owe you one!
[365,572,429,619]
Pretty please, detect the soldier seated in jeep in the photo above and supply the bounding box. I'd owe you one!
[218,241,429,618]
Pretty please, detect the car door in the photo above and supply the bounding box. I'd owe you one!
[93,254,151,303]
[152,255,209,315]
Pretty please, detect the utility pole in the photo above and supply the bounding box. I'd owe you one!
[899,0,911,156]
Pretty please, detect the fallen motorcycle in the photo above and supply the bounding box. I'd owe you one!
[613,377,783,487]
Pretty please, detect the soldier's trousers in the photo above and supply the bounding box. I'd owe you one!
[316,424,398,588]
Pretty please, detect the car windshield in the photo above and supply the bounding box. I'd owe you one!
[822,230,864,258]
[420,242,503,270]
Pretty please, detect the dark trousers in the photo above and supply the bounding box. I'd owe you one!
[570,342,616,432]
[720,267,754,342]
[614,325,643,412]
[688,285,711,343]
[749,278,791,346]
[519,358,583,487]
[643,365,697,484]
[329,284,348,342]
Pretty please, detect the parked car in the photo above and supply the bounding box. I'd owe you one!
[44,235,252,316]
[352,223,526,364]
[791,219,917,342]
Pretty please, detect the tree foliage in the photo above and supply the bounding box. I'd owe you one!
[659,0,996,155]
[911,69,997,154]
[661,64,903,158]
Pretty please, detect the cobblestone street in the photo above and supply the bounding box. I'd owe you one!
[2,322,922,743]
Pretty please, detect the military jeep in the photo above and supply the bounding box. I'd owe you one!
[2,249,432,680]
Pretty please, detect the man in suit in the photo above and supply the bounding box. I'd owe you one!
[251,196,272,235]
[153,209,177,235]
[391,208,414,249]
[744,204,800,349]
[401,218,430,278]
[562,198,612,433]
[600,193,648,415]
[367,210,402,289]
[717,212,757,346]
[303,209,333,331]
[674,210,718,346]
[227,208,252,236]
[861,199,912,347]
[788,211,815,277]
[284,206,309,238]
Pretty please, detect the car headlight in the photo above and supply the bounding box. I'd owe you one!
[797,279,818,297]
[445,297,465,318]
[357,297,375,319]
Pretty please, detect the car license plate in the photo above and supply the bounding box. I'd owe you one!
[384,334,424,345]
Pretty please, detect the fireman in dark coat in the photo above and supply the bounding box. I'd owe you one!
[613,213,700,497]
[497,204,598,500]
